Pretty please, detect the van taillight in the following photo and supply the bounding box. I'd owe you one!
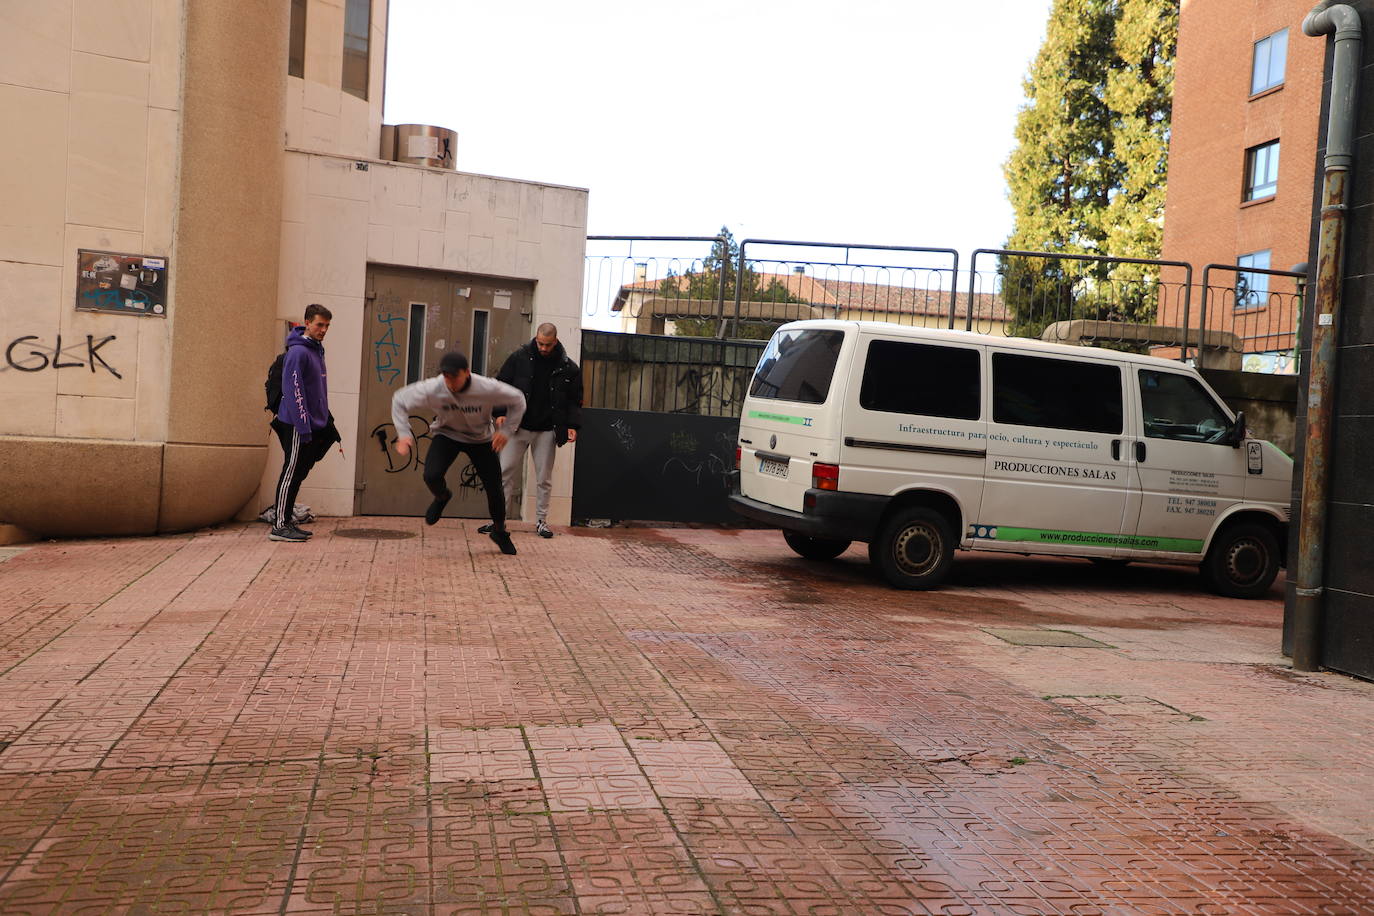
[812,462,839,491]
[734,447,741,469]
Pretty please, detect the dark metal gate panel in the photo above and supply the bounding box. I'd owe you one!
[572,408,739,524]
[571,330,763,524]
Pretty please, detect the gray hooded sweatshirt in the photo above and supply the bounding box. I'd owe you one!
[390,373,526,444]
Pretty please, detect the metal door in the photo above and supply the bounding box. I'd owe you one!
[357,266,533,517]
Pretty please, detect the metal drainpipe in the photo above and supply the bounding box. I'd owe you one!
[1293,3,1362,671]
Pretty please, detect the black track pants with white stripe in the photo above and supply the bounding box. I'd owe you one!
[272,419,329,528]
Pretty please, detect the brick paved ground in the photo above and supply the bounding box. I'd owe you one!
[0,520,1371,915]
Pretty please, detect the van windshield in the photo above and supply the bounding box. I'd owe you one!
[749,328,844,404]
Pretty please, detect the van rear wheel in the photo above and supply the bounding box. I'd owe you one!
[1202,523,1279,599]
[871,507,954,590]
[783,531,851,561]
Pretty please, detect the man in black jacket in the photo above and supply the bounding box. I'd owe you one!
[483,323,583,538]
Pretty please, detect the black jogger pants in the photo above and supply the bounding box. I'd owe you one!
[422,435,505,529]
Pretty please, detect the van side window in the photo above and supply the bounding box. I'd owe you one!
[993,352,1122,434]
[1139,370,1233,443]
[749,329,845,404]
[860,340,979,419]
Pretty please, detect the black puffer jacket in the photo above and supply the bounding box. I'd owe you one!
[494,339,583,444]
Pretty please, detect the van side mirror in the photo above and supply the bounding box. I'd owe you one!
[1227,411,1247,448]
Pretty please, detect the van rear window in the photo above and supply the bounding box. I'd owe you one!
[993,352,1122,434]
[749,329,844,404]
[860,340,980,419]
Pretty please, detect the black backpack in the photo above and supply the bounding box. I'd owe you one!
[265,351,286,414]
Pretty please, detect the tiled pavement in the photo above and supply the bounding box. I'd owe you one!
[0,520,1371,915]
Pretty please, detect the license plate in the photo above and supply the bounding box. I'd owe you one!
[759,457,789,478]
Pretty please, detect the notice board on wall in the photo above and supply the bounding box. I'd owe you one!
[76,249,168,318]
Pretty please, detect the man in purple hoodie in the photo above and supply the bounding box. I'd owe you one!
[269,304,338,542]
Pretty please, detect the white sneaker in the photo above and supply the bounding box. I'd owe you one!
[536,520,553,539]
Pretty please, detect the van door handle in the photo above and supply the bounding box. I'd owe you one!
[1111,439,1121,461]
[1135,441,1147,463]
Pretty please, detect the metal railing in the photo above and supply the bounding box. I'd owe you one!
[584,235,731,334]
[965,248,1195,348]
[1196,263,1306,373]
[725,239,961,338]
[580,330,764,417]
[584,237,1310,376]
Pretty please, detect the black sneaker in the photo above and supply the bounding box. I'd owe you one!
[536,520,554,539]
[489,528,517,555]
[293,526,314,538]
[425,490,452,526]
[268,525,310,542]
[477,523,494,535]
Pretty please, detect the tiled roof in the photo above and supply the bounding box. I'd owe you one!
[612,271,1003,320]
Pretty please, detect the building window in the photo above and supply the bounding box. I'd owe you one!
[342,0,370,100]
[1244,141,1279,200]
[1251,29,1288,95]
[405,303,426,384]
[288,0,307,78]
[1237,250,1271,309]
[470,311,490,376]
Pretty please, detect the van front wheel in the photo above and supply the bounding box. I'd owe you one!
[1202,523,1279,599]
[871,507,954,590]
[783,531,851,561]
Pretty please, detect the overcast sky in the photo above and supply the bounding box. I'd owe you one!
[384,0,1054,319]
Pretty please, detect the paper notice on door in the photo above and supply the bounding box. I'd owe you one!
[493,291,511,310]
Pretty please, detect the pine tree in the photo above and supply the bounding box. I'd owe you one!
[1102,0,1176,276]
[1002,0,1178,337]
[666,228,802,339]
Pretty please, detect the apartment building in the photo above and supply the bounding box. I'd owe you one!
[1160,0,1325,373]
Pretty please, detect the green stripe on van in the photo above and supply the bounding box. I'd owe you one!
[991,526,1204,553]
[748,410,811,426]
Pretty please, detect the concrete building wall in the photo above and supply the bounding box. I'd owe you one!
[1,0,589,536]
[0,0,286,536]
[258,153,588,523]
[250,0,589,527]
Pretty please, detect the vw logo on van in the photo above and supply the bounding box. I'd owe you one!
[770,434,777,450]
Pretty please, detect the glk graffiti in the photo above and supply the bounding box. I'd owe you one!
[4,335,122,379]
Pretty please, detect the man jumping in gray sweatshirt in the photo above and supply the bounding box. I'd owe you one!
[391,351,526,555]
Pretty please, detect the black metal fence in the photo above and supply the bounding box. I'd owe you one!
[584,237,1307,378]
[963,249,1305,373]
[586,236,965,340]
[580,330,764,417]
[1196,263,1306,373]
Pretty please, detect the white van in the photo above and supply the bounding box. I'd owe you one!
[729,320,1292,598]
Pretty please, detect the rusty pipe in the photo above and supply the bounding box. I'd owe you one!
[1292,3,1362,671]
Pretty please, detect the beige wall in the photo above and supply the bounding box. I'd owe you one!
[0,0,288,537]
[0,0,180,447]
[1,0,589,535]
[257,151,589,524]
[284,0,387,162]
[247,0,590,529]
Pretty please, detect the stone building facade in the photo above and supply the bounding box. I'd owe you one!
[0,0,588,536]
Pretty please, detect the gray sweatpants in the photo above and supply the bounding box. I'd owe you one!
[500,428,557,522]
